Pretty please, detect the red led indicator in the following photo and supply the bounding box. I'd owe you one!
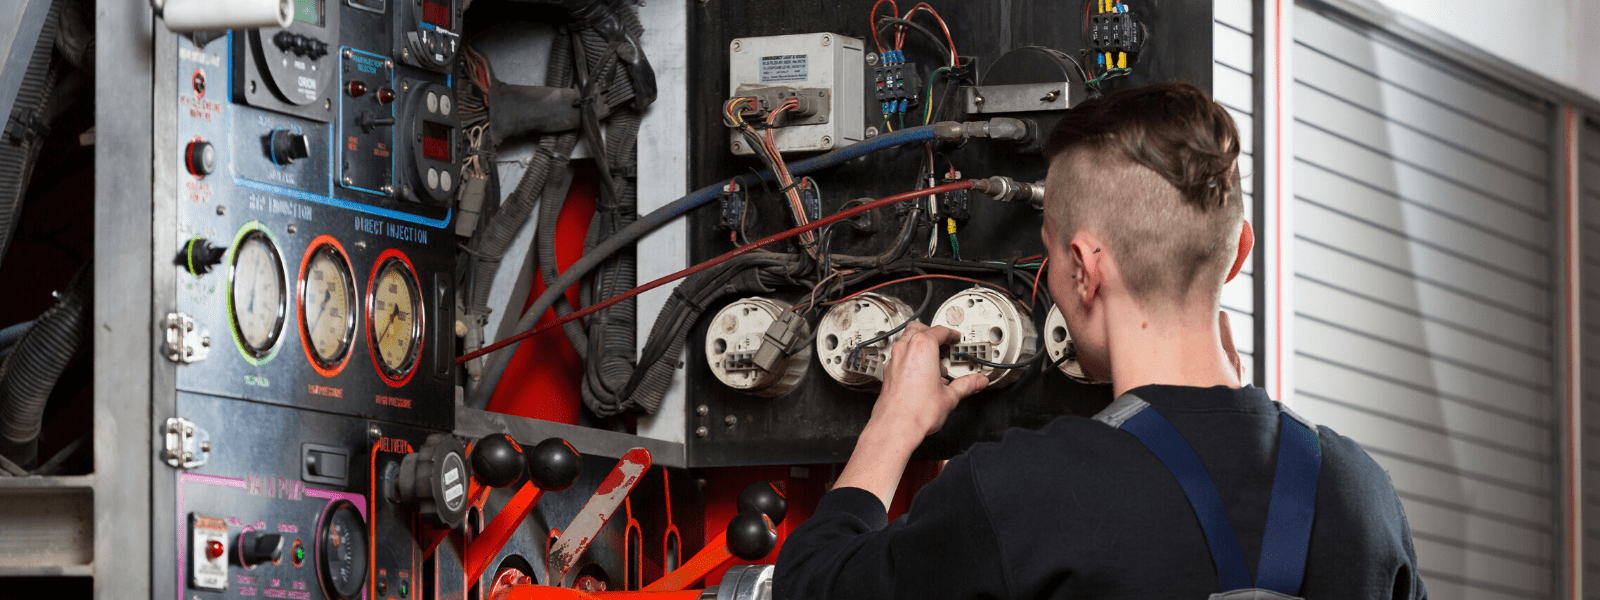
[206,540,225,560]
[422,0,451,28]
[421,121,451,162]
[347,80,367,98]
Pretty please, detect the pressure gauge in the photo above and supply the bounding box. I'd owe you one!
[227,223,287,362]
[298,237,357,374]
[366,250,423,385]
[315,500,367,600]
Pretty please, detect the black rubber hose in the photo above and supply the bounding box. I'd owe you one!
[465,124,944,407]
[0,264,91,468]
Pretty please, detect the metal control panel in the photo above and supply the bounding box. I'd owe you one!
[165,0,464,598]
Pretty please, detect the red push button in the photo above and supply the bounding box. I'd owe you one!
[206,539,225,560]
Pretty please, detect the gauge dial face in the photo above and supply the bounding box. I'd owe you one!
[229,230,286,357]
[302,244,356,367]
[369,257,422,380]
[317,500,367,600]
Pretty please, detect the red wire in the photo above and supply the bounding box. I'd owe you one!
[824,273,1012,308]
[457,181,978,365]
[904,4,958,65]
[870,0,899,53]
[1031,256,1049,307]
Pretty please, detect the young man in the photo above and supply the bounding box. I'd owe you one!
[774,82,1425,598]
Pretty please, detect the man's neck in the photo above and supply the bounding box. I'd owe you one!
[1105,300,1241,397]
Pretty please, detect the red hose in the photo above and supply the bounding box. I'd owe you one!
[457,181,976,365]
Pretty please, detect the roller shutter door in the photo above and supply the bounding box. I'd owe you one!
[1293,6,1557,598]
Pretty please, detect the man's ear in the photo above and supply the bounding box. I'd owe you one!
[1069,236,1102,309]
[1225,220,1253,284]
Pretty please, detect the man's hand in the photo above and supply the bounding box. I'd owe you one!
[835,322,988,509]
[875,322,989,438]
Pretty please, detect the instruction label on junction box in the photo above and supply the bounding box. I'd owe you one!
[759,54,808,82]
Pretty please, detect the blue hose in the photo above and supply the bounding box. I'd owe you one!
[468,125,942,407]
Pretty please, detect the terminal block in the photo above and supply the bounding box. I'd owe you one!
[948,342,994,364]
[842,345,887,380]
[706,297,811,397]
[716,183,750,231]
[873,54,920,116]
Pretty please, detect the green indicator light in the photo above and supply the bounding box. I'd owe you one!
[294,545,305,563]
[399,579,409,597]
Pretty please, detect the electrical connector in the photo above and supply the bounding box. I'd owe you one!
[752,309,807,372]
[872,61,921,112]
[715,183,749,231]
[971,175,1047,209]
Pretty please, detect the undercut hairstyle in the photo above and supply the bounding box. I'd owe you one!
[1042,81,1244,310]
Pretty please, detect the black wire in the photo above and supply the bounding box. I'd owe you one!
[875,17,952,65]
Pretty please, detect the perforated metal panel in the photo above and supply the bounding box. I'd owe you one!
[1292,6,1557,598]
[1215,0,1255,363]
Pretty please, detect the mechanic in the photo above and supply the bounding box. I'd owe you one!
[774,82,1425,599]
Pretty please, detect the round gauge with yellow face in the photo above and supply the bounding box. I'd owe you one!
[227,224,287,362]
[366,250,423,385]
[299,237,357,374]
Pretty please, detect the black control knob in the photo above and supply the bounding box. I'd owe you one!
[237,530,284,567]
[469,433,525,489]
[726,511,778,561]
[737,481,789,526]
[267,128,310,166]
[174,236,227,276]
[526,438,582,492]
[357,110,397,134]
[395,433,471,529]
[185,140,215,177]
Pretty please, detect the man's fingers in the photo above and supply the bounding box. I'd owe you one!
[923,325,963,345]
[946,373,989,398]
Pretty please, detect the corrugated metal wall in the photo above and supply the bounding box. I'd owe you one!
[1580,119,1600,599]
[1215,0,1255,365]
[1291,6,1558,598]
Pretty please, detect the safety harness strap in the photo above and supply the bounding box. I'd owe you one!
[1112,394,1321,595]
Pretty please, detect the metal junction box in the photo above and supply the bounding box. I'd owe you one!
[728,32,864,155]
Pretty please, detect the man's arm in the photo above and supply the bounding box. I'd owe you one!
[833,322,987,507]
[774,322,1000,600]
[774,451,1011,600]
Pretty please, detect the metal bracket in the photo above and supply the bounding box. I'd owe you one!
[163,312,210,363]
[163,417,211,469]
[965,82,1072,114]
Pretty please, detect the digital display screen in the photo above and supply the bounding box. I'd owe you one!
[422,0,451,28]
[293,0,321,25]
[422,121,452,162]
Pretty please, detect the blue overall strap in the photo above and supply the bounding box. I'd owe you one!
[1254,412,1321,594]
[1120,408,1254,590]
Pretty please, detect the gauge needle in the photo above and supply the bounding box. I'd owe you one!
[378,303,401,346]
[311,287,332,332]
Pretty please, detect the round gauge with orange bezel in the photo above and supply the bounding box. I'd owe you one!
[297,236,358,375]
[365,249,423,386]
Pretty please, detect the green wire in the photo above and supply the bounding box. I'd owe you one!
[924,66,950,125]
[898,111,905,130]
[1086,68,1132,85]
[949,232,961,260]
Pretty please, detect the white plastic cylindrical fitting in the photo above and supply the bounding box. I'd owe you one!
[931,286,1037,388]
[1043,304,1089,382]
[815,293,916,390]
[162,0,293,33]
[705,297,809,397]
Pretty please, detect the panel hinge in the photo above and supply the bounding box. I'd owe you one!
[163,312,210,363]
[163,417,211,469]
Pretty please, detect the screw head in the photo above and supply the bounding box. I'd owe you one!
[342,49,353,59]
[380,185,395,195]
[731,40,742,52]
[724,415,738,427]
[384,59,395,69]
[201,441,212,452]
[732,140,743,152]
[865,126,878,139]
[974,94,985,105]
[696,405,709,416]
[821,136,833,147]
[286,223,297,234]
[342,176,354,186]
[248,81,257,94]
[1042,91,1059,102]
[216,205,226,215]
[821,34,832,46]
[866,52,879,65]
[355,241,368,250]
[201,336,210,347]
[325,99,332,111]
[695,426,709,438]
